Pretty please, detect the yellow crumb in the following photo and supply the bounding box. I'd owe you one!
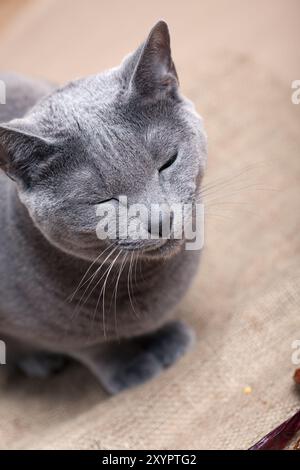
[243,386,252,395]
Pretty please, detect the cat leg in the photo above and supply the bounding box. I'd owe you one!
[72,320,195,394]
[17,352,68,378]
[2,336,68,378]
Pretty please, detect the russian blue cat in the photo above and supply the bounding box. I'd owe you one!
[0,21,207,393]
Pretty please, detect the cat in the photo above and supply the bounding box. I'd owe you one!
[0,21,207,394]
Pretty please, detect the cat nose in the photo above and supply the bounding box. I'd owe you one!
[147,211,174,237]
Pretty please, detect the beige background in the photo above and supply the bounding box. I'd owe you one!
[0,0,300,450]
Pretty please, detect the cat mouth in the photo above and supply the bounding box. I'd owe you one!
[115,238,184,257]
[145,238,184,257]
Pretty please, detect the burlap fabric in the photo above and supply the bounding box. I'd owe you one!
[0,0,299,450]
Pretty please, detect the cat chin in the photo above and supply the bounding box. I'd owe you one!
[139,239,184,260]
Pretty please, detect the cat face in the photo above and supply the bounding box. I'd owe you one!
[0,21,207,262]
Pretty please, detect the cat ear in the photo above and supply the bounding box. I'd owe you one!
[129,20,179,100]
[0,119,53,185]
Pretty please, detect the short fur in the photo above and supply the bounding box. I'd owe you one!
[0,22,207,393]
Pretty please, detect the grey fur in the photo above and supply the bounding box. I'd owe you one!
[0,21,207,394]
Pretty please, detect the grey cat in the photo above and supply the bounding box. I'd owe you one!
[0,21,207,394]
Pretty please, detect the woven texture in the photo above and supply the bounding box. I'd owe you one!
[0,0,299,450]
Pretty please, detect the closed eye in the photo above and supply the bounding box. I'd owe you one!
[159,152,178,172]
[87,197,118,206]
[97,197,118,205]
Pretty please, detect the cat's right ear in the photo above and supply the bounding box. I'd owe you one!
[127,20,179,101]
[0,119,54,185]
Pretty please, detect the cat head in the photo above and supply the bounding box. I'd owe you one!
[0,21,207,262]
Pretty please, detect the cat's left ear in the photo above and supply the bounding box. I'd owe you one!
[0,119,54,185]
[129,20,179,100]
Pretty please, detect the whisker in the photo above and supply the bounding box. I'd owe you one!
[99,250,122,339]
[205,211,235,221]
[133,251,139,287]
[68,244,112,302]
[205,201,256,216]
[127,251,140,319]
[139,248,146,282]
[72,245,118,317]
[111,251,128,339]
[200,161,270,197]
[202,184,277,202]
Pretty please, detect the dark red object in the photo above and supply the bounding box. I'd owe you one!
[294,369,300,386]
[249,409,300,450]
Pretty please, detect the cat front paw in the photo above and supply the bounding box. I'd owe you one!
[102,321,195,394]
[17,352,68,378]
